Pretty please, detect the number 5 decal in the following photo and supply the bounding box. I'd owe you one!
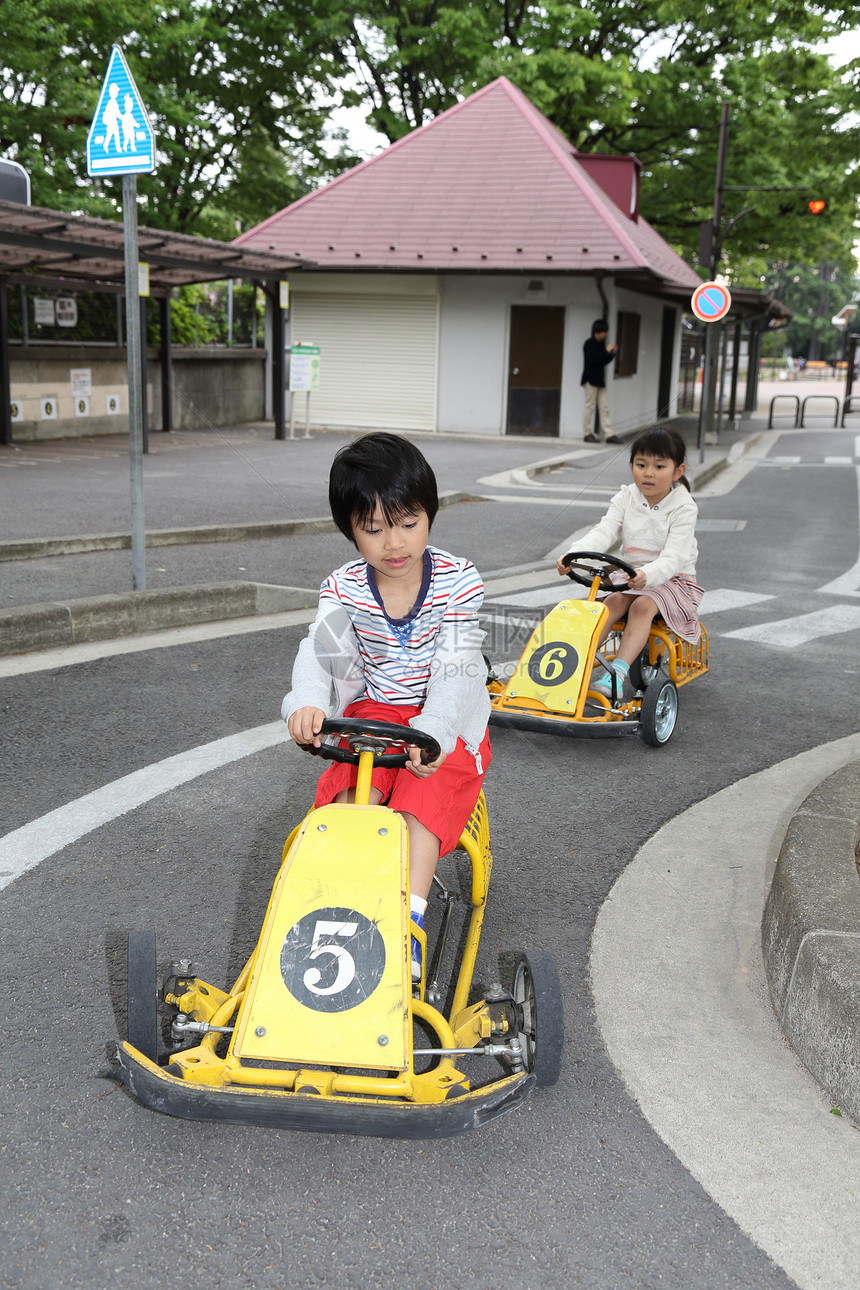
[281,907,387,1012]
[304,919,358,996]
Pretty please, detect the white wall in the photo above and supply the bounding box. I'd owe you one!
[272,271,682,438]
[438,276,679,439]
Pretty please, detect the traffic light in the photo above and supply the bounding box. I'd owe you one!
[808,199,826,215]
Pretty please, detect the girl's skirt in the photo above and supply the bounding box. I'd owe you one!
[313,698,491,858]
[609,571,704,643]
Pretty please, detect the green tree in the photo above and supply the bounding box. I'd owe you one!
[335,1,860,276]
[0,0,358,234]
[762,262,860,362]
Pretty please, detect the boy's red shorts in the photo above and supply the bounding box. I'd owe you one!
[313,699,491,858]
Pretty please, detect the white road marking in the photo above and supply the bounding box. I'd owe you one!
[591,731,860,1290]
[0,721,290,894]
[0,607,317,679]
[477,448,599,488]
[476,493,608,507]
[825,457,854,465]
[817,467,860,598]
[489,586,578,608]
[486,584,775,614]
[697,588,774,614]
[724,604,860,647]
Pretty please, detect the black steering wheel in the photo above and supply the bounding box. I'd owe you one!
[561,549,637,592]
[302,717,441,768]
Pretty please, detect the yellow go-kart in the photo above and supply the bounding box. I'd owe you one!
[488,550,708,747]
[111,717,563,1138]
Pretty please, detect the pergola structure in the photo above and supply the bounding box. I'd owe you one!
[0,197,309,445]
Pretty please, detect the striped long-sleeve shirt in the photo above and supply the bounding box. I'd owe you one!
[282,547,491,755]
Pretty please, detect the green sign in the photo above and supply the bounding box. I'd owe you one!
[290,344,321,391]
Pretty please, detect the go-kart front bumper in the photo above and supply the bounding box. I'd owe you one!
[108,1041,536,1139]
[489,709,640,738]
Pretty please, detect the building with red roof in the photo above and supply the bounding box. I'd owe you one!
[237,76,703,438]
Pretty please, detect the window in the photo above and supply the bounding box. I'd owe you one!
[615,311,640,377]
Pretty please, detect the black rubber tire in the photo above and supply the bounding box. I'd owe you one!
[511,950,564,1088]
[628,645,662,694]
[127,931,159,1063]
[638,676,679,746]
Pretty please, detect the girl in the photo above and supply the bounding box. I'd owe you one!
[283,433,491,979]
[556,424,702,702]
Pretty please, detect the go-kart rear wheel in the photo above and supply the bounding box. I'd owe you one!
[127,931,159,1063]
[628,645,662,693]
[511,951,564,1088]
[638,676,678,746]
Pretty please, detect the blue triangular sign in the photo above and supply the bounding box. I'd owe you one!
[87,45,156,177]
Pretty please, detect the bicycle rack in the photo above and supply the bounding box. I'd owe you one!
[800,395,840,428]
[767,395,800,428]
[840,395,860,428]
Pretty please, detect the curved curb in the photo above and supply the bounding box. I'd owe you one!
[0,581,316,656]
[761,760,860,1122]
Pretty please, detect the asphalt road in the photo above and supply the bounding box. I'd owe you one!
[1,423,859,1288]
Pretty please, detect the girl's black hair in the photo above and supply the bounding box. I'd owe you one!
[329,432,439,544]
[629,424,692,491]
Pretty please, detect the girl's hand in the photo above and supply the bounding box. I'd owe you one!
[629,569,647,591]
[406,746,447,778]
[288,707,327,746]
[556,556,570,577]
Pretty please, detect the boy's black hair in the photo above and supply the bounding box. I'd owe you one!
[629,424,692,491]
[591,319,609,335]
[329,432,439,544]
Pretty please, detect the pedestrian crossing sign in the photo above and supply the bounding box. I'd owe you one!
[87,45,156,176]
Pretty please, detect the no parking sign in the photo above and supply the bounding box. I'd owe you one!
[691,281,732,323]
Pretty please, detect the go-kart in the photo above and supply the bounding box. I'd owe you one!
[488,551,708,747]
[111,718,563,1138]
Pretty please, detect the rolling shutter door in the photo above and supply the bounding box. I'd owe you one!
[291,292,439,431]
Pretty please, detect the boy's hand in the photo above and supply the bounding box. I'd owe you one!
[628,569,647,591]
[406,745,447,778]
[556,555,571,577]
[288,707,327,747]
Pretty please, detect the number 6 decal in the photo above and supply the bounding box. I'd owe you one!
[527,640,579,687]
[281,907,387,1012]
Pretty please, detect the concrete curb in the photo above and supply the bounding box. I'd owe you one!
[762,761,860,1121]
[0,490,479,563]
[0,582,317,656]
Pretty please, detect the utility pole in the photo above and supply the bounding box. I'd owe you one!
[698,101,730,462]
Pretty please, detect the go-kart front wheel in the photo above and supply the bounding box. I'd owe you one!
[638,677,678,746]
[511,951,564,1088]
[127,930,159,1063]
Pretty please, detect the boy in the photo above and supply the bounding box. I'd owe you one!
[283,433,491,977]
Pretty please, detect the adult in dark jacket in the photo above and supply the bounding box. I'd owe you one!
[581,319,620,443]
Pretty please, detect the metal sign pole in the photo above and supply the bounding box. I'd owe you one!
[122,173,146,591]
[87,43,156,592]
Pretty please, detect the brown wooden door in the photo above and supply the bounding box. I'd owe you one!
[506,305,565,436]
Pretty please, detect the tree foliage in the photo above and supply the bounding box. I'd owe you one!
[762,261,860,361]
[0,0,359,235]
[1,0,858,275]
[336,0,860,278]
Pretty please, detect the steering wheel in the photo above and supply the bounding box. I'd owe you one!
[560,549,637,592]
[302,717,441,768]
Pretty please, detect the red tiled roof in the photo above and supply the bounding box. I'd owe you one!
[237,77,700,289]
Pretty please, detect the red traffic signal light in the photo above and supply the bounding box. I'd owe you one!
[808,199,826,215]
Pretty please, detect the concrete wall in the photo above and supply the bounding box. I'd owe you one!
[8,345,266,441]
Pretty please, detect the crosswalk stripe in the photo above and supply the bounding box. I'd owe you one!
[723,604,860,647]
[698,589,774,614]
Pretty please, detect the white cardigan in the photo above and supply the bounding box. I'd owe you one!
[576,483,698,588]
